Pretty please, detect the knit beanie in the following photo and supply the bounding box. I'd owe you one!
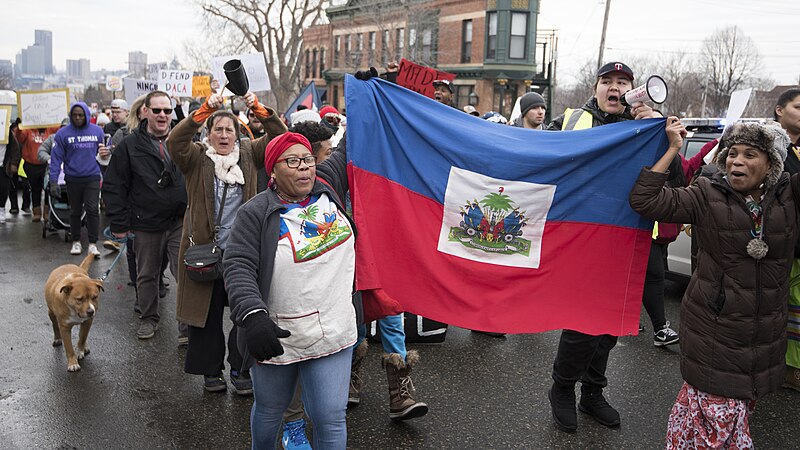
[290,109,322,127]
[264,132,313,176]
[519,92,546,118]
[715,122,790,188]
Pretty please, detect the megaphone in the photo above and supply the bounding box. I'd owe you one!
[223,59,250,96]
[621,75,668,106]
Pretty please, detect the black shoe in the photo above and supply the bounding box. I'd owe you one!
[230,370,253,396]
[579,390,620,427]
[9,207,19,214]
[548,385,577,432]
[204,374,227,393]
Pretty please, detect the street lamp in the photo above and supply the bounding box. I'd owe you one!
[469,91,479,106]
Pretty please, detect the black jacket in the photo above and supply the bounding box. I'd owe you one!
[2,128,20,176]
[102,119,187,233]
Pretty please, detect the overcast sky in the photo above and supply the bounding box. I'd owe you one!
[2,0,797,86]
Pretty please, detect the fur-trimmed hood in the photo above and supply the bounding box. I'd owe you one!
[715,122,790,187]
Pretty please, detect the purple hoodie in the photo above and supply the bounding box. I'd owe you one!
[50,102,104,182]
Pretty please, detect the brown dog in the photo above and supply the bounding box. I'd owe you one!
[45,253,104,372]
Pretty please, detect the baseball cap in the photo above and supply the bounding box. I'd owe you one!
[110,99,129,110]
[596,62,634,82]
[463,105,480,116]
[432,79,454,93]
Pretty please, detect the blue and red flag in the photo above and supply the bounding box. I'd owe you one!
[285,81,321,117]
[345,75,669,336]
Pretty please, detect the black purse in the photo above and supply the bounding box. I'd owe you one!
[184,185,228,282]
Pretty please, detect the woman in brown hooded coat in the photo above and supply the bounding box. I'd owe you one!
[630,118,798,448]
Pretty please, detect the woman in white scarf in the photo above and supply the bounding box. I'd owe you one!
[167,91,287,397]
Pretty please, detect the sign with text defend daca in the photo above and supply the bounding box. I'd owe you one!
[0,106,11,144]
[158,70,193,97]
[17,88,70,130]
[396,59,456,99]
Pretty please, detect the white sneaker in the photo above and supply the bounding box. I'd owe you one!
[88,243,100,257]
[70,242,82,255]
[0,208,5,224]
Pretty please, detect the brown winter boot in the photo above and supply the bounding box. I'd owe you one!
[383,350,429,421]
[42,204,50,223]
[348,340,368,408]
[32,206,42,222]
[784,365,800,392]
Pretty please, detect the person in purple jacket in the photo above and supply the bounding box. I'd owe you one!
[50,102,106,256]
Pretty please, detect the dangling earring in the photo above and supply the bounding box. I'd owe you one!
[268,176,276,190]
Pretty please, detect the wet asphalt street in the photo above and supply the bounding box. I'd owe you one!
[0,209,797,450]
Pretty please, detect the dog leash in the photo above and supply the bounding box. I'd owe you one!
[100,226,134,282]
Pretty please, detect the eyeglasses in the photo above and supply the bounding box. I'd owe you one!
[150,108,173,115]
[277,156,317,168]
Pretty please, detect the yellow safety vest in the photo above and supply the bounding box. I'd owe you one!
[561,108,594,131]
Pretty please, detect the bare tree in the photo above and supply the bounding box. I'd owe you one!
[551,59,596,114]
[198,0,326,111]
[700,26,762,116]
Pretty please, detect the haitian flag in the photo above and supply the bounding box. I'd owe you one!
[345,75,669,336]
[285,81,321,118]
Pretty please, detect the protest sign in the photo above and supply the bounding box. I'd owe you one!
[211,53,271,95]
[148,62,168,80]
[192,76,212,98]
[123,78,158,105]
[106,76,123,92]
[0,106,11,144]
[158,70,193,97]
[704,88,753,164]
[396,58,456,99]
[16,88,69,130]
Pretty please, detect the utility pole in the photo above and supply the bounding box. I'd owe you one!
[597,0,612,69]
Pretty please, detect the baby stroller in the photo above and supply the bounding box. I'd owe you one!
[42,171,85,242]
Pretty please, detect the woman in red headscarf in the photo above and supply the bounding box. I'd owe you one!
[223,129,356,449]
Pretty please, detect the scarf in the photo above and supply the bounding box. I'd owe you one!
[204,138,244,185]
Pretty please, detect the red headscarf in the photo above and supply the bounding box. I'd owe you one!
[264,132,312,176]
[319,106,340,117]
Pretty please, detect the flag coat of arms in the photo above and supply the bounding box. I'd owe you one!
[345,75,669,336]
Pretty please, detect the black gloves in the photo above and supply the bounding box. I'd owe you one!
[243,311,291,361]
[49,183,61,199]
[354,67,379,80]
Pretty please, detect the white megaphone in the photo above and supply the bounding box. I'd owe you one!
[620,75,669,106]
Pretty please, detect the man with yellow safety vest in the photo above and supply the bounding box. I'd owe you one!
[546,62,663,433]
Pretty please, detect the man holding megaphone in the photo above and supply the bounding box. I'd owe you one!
[546,61,676,433]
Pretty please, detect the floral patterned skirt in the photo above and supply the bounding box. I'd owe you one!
[665,382,756,449]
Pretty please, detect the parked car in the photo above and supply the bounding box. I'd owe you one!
[664,118,771,282]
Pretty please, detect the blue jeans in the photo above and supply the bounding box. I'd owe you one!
[250,347,353,450]
[357,313,406,360]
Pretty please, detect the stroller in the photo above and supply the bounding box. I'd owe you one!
[42,171,85,242]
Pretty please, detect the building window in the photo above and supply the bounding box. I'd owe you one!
[320,47,326,74]
[312,48,318,78]
[346,34,352,57]
[461,20,473,63]
[422,30,433,62]
[305,49,310,78]
[456,85,475,109]
[368,32,376,66]
[334,36,340,66]
[509,12,528,59]
[333,84,340,110]
[486,12,497,59]
[381,30,389,66]
[396,28,405,60]
[408,28,417,59]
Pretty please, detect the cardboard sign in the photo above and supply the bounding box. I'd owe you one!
[396,58,456,99]
[0,105,11,144]
[211,53,271,95]
[192,76,211,98]
[158,70,193,97]
[106,76,123,92]
[123,78,158,105]
[17,88,70,130]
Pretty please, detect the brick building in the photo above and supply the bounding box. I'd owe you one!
[301,0,556,119]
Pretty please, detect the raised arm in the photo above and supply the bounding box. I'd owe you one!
[247,92,287,169]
